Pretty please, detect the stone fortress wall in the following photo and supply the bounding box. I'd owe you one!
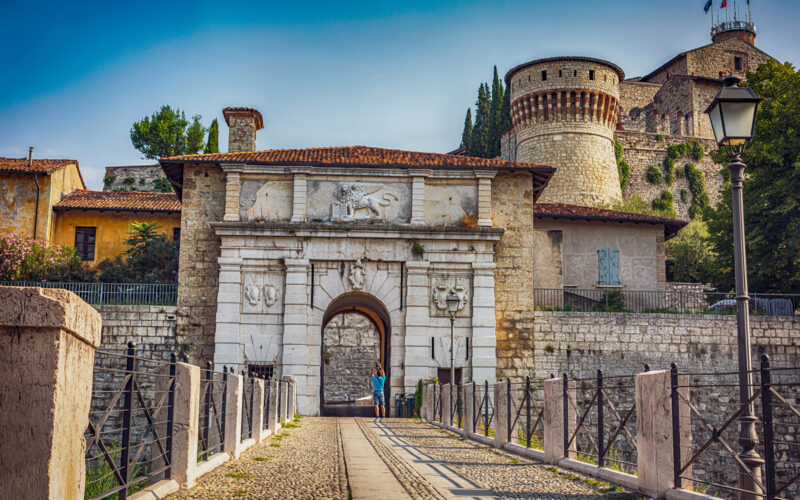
[103,165,171,192]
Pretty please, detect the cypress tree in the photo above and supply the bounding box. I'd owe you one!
[488,66,504,158]
[460,108,473,151]
[472,83,491,158]
[500,83,512,133]
[205,118,219,153]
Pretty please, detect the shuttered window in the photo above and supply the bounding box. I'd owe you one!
[598,248,620,285]
[74,227,96,261]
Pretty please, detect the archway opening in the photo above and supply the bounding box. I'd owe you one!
[320,293,391,417]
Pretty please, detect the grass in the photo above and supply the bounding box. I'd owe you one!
[252,456,268,462]
[226,472,255,479]
[85,441,150,500]
[282,422,300,429]
[546,466,628,494]
[269,443,280,448]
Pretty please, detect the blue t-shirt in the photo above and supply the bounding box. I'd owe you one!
[372,374,385,391]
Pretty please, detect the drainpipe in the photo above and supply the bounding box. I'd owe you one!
[30,147,40,240]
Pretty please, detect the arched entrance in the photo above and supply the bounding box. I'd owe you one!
[320,293,391,417]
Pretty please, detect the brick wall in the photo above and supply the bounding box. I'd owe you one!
[94,305,179,358]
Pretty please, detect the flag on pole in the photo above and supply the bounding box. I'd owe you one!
[704,0,713,13]
[721,0,727,7]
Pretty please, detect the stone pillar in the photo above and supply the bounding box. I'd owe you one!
[423,383,433,421]
[223,169,242,222]
[290,169,310,223]
[543,377,576,464]
[283,375,297,421]
[214,257,243,369]
[223,372,243,459]
[403,261,431,391]
[171,362,201,488]
[441,383,452,426]
[281,259,309,413]
[0,287,101,500]
[280,379,289,424]
[493,380,518,448]
[267,379,279,432]
[636,369,692,498]
[463,382,475,436]
[471,262,497,383]
[251,378,265,443]
[409,170,429,225]
[475,171,496,227]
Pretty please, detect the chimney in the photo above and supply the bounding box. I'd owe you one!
[28,146,34,167]
[222,107,264,152]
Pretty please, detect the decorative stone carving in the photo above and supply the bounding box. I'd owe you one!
[244,282,280,307]
[432,282,468,312]
[331,183,398,221]
[263,283,279,306]
[245,283,261,305]
[349,259,366,290]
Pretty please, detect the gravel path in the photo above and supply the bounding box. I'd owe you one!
[168,417,347,500]
[378,419,642,499]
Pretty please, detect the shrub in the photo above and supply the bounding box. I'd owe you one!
[684,164,710,219]
[0,234,91,282]
[690,141,705,161]
[662,156,675,186]
[651,190,675,216]
[656,133,665,142]
[122,177,135,185]
[152,178,174,193]
[646,165,662,184]
[459,214,478,227]
[680,189,688,203]
[103,175,115,188]
[614,139,630,191]
[96,222,178,283]
[411,241,425,257]
[415,379,423,417]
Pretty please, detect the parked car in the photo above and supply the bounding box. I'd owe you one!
[708,297,794,316]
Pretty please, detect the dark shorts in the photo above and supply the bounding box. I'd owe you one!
[373,390,385,406]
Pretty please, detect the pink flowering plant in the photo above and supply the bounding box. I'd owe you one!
[0,233,91,282]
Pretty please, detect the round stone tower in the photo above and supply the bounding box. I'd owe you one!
[505,57,624,206]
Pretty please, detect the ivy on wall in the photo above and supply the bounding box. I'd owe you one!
[614,139,631,191]
[646,165,662,184]
[684,163,710,219]
[651,190,675,216]
[662,141,704,187]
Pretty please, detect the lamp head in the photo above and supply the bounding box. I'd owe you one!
[445,289,460,314]
[705,76,761,148]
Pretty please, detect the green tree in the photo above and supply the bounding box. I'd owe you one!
[706,60,800,293]
[471,83,491,157]
[205,118,219,153]
[460,109,473,151]
[130,105,207,159]
[665,218,716,283]
[500,83,512,134]
[96,221,178,283]
[488,66,504,158]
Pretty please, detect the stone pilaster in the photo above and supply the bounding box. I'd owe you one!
[290,169,310,223]
[214,257,243,368]
[441,383,452,427]
[471,262,497,383]
[223,372,243,459]
[462,382,474,436]
[171,362,200,488]
[251,378,265,443]
[223,169,242,222]
[475,171,496,227]
[409,170,429,225]
[266,379,279,432]
[281,259,309,413]
[543,377,576,464]
[403,260,431,390]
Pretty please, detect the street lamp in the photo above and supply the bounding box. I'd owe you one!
[705,75,763,500]
[446,289,460,387]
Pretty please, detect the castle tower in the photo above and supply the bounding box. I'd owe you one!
[505,57,624,206]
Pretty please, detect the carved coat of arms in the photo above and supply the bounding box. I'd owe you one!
[332,183,398,221]
[432,282,468,312]
[349,259,366,290]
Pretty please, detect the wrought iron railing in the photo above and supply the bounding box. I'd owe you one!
[198,363,226,461]
[508,377,545,450]
[0,281,178,305]
[85,343,175,500]
[433,384,443,424]
[241,372,254,441]
[534,288,799,316]
[473,381,494,437]
[263,376,272,432]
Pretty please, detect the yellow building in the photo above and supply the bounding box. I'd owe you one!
[0,154,85,242]
[52,190,181,265]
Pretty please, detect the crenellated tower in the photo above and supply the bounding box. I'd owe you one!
[505,57,624,206]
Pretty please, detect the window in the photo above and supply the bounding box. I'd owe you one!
[248,364,274,379]
[541,70,547,81]
[437,368,462,386]
[559,70,563,77]
[597,248,620,285]
[172,228,181,246]
[574,70,577,77]
[589,70,595,80]
[734,56,743,71]
[74,227,96,261]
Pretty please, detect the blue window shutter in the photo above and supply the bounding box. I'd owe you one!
[609,248,620,285]
[598,248,609,285]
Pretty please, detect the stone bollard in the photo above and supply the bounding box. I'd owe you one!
[543,376,576,464]
[252,378,265,443]
[279,379,289,424]
[0,287,101,500]
[441,383,452,426]
[171,361,201,488]
[493,380,518,448]
[283,375,297,421]
[267,379,279,432]
[463,382,475,436]
[223,370,243,459]
[636,368,692,498]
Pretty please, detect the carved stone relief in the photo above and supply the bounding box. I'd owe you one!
[349,259,366,290]
[242,274,282,312]
[431,278,469,316]
[331,183,399,221]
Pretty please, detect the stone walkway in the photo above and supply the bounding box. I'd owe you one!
[167,417,642,499]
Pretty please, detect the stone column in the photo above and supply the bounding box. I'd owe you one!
[223,371,243,459]
[463,382,475,436]
[267,379,279,432]
[171,362,201,488]
[251,378,265,443]
[0,287,101,500]
[281,259,309,413]
[409,170,429,225]
[223,168,243,222]
[441,383,452,426]
[283,375,297,421]
[403,261,431,391]
[543,377,576,464]
[290,168,310,223]
[471,262,497,383]
[636,369,692,498]
[214,257,243,369]
[493,381,518,448]
[475,171,496,227]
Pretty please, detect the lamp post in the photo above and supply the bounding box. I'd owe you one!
[705,75,763,500]
[446,289,460,387]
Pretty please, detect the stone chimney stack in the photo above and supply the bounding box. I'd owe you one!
[222,107,264,152]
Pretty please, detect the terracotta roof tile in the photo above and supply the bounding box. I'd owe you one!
[54,190,181,213]
[161,145,552,170]
[533,202,687,239]
[0,157,77,174]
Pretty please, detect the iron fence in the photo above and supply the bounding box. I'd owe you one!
[671,358,800,499]
[508,377,545,450]
[534,288,799,316]
[433,384,443,424]
[0,281,177,305]
[84,343,175,500]
[241,372,254,441]
[473,381,494,437]
[263,377,272,432]
[197,363,226,462]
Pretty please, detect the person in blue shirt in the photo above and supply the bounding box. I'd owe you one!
[371,363,386,418]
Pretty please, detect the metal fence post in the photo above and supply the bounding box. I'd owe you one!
[597,369,604,468]
[525,376,531,448]
[120,341,137,500]
[760,354,776,499]
[507,379,512,442]
[484,380,489,437]
[166,352,176,478]
[457,382,463,428]
[563,373,569,456]
[432,384,437,422]
[670,363,682,489]
[221,367,228,445]
[472,382,477,432]
[202,362,211,461]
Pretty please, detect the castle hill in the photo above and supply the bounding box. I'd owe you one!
[1,2,798,499]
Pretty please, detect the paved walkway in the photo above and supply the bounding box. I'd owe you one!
[167,417,641,499]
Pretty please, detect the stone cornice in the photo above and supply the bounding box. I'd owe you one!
[211,221,504,241]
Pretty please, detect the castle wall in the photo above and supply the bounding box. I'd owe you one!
[103,165,170,192]
[684,37,771,81]
[618,81,661,132]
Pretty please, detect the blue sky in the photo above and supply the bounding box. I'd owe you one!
[1,0,797,189]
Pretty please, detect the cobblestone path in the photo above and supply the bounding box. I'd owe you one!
[167,417,641,499]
